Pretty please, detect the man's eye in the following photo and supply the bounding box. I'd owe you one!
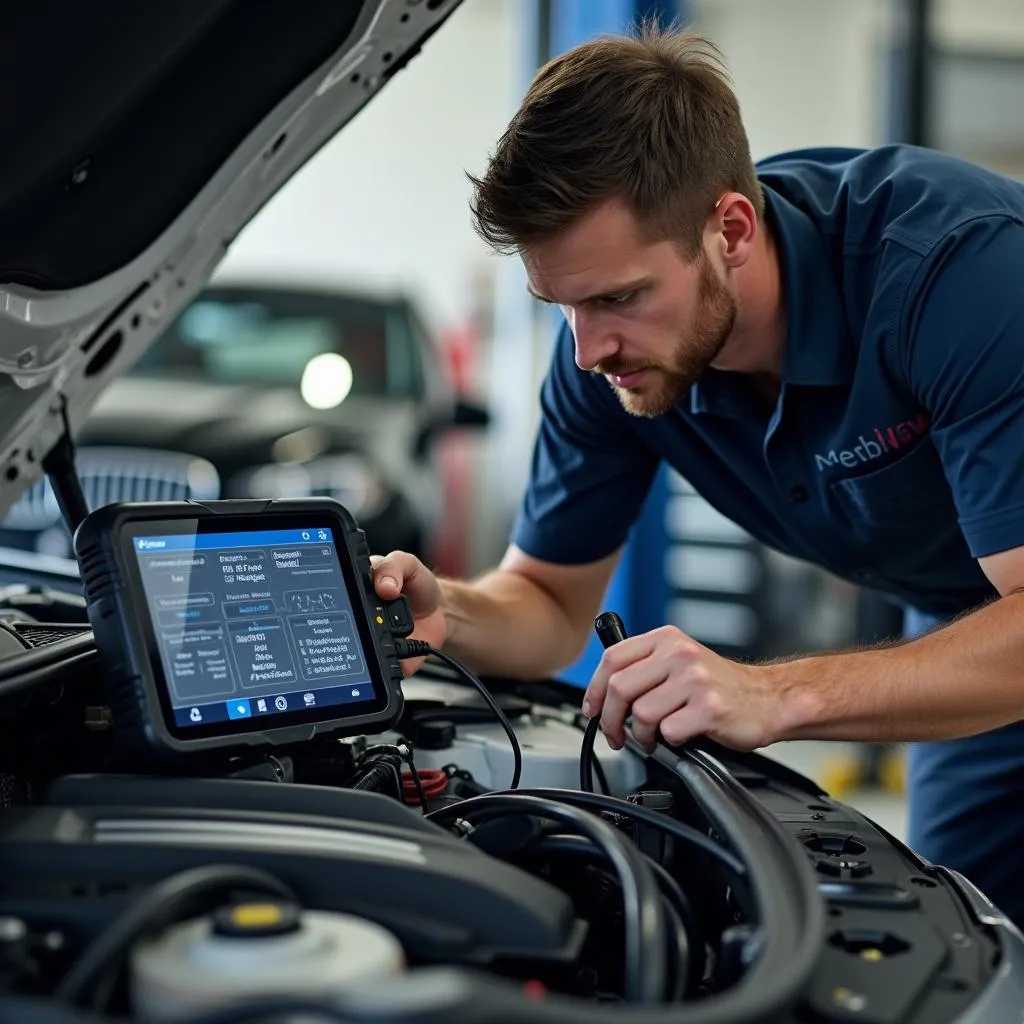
[603,292,635,306]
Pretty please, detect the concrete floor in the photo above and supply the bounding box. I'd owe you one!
[762,740,908,840]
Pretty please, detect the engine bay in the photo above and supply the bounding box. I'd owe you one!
[0,498,1019,1022]
[0,633,1020,1022]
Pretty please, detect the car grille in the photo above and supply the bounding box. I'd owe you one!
[3,448,220,530]
[14,624,92,648]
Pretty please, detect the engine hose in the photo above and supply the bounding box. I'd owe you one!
[509,787,746,878]
[428,793,668,1004]
[528,833,696,1000]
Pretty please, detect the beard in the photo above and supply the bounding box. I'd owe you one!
[601,255,736,418]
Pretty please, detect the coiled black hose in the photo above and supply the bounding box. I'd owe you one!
[528,833,697,1000]
[511,787,746,878]
[427,792,668,1003]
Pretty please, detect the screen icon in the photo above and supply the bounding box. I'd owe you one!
[317,529,328,541]
[274,695,288,711]
[303,692,316,705]
[189,706,202,722]
[256,699,267,713]
[351,689,360,697]
[301,532,310,541]
[226,699,252,720]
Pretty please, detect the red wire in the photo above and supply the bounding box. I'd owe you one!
[401,769,448,805]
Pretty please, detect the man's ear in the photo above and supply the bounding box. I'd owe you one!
[709,192,757,268]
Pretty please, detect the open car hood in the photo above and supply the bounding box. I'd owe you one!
[0,0,463,518]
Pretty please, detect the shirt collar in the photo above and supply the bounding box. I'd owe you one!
[690,182,854,418]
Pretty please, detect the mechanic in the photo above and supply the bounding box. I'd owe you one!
[372,25,1024,927]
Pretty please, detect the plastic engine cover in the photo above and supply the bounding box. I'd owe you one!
[0,776,586,967]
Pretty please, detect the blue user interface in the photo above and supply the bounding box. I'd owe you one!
[132,527,375,728]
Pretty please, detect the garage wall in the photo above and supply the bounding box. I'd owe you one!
[934,0,1024,49]
[930,0,1024,178]
[692,0,1024,162]
[689,0,894,158]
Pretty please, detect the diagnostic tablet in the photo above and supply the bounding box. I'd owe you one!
[74,499,407,758]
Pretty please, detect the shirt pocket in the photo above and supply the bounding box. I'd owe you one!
[830,439,953,527]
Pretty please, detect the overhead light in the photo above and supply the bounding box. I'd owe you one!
[300,353,353,410]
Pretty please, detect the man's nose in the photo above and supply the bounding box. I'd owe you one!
[568,308,618,372]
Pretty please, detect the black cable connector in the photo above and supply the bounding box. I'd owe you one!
[392,639,431,660]
[594,610,628,648]
[403,744,430,813]
[368,740,431,812]
[394,640,521,790]
[580,610,629,793]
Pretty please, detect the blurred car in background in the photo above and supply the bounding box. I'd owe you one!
[0,280,488,563]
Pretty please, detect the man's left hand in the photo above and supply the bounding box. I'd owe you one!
[581,625,784,752]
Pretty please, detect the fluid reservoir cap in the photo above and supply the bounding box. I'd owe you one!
[212,901,301,939]
[413,719,456,750]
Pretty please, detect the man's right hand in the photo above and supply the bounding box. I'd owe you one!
[371,550,447,675]
[368,544,620,682]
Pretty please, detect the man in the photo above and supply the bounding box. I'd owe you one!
[372,25,1024,926]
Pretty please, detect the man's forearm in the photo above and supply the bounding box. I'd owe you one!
[437,571,587,679]
[771,593,1024,742]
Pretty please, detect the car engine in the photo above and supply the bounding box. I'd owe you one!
[0,596,1021,1024]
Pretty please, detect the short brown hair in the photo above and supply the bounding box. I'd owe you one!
[469,22,763,258]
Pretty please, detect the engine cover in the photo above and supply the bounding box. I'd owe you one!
[0,775,585,966]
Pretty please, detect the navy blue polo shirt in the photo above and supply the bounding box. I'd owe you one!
[511,145,1024,618]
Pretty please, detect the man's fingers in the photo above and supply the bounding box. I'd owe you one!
[629,681,691,751]
[657,706,702,748]
[372,574,401,601]
[583,633,655,716]
[598,654,668,749]
[371,551,419,600]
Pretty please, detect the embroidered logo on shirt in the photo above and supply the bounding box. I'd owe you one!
[814,413,931,471]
